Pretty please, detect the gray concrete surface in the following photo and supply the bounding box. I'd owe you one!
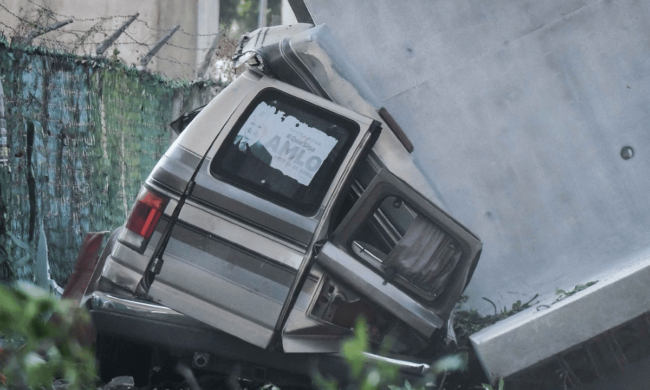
[302,0,650,315]
[470,247,650,381]
[585,355,650,390]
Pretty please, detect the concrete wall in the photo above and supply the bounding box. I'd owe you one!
[196,0,221,70]
[303,0,650,313]
[0,0,219,80]
[282,0,299,25]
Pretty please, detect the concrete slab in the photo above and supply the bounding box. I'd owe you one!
[470,248,650,382]
[303,0,650,316]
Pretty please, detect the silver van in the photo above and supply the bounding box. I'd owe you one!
[77,25,482,387]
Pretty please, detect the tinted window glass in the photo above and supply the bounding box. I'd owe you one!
[351,196,418,260]
[211,89,360,215]
[350,195,463,300]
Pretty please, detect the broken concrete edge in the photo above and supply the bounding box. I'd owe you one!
[470,247,650,384]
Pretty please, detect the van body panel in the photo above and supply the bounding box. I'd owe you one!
[190,168,318,246]
[141,73,384,348]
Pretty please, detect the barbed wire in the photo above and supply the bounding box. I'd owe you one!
[65,28,116,34]
[133,19,221,37]
[24,0,136,23]
[152,54,192,69]
[160,41,218,51]
[23,0,220,37]
[0,3,32,26]
[0,20,19,35]
[0,0,236,185]
[122,31,150,48]
[1,1,238,77]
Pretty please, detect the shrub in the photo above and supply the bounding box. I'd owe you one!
[0,282,96,388]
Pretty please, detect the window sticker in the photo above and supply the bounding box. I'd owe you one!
[234,102,339,186]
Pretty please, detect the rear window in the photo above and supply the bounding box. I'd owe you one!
[211,89,360,215]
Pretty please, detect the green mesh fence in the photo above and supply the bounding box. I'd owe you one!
[0,42,217,285]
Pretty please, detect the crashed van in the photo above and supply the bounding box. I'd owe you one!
[75,24,482,386]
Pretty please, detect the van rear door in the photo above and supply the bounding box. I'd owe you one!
[315,169,483,336]
[145,74,381,348]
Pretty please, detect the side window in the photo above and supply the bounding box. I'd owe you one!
[211,89,359,215]
[349,195,463,301]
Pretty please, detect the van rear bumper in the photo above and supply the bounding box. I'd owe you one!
[88,291,430,382]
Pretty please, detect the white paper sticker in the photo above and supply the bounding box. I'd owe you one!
[236,102,338,186]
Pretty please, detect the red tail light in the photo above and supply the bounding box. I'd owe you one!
[119,188,169,252]
[126,190,169,239]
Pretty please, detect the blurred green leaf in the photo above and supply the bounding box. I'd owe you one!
[431,352,468,375]
[342,316,368,378]
[0,283,95,388]
[481,378,505,390]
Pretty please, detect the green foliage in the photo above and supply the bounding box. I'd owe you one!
[0,231,33,282]
[553,281,598,304]
[454,281,598,349]
[481,378,504,390]
[0,282,96,388]
[220,0,283,35]
[430,354,468,377]
[313,317,467,390]
[341,318,368,379]
[453,294,539,348]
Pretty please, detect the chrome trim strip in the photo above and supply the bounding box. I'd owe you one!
[362,352,430,375]
[90,291,184,317]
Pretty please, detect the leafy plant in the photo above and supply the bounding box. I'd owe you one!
[453,294,539,348]
[0,231,34,283]
[0,282,96,388]
[553,282,597,304]
[220,0,282,35]
[313,317,467,390]
[481,378,504,390]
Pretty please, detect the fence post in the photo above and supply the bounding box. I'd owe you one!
[196,31,222,79]
[139,25,180,68]
[22,19,73,45]
[96,13,139,56]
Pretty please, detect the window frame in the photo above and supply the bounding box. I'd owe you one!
[210,88,361,216]
[331,169,482,302]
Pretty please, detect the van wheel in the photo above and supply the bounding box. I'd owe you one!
[96,334,152,386]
